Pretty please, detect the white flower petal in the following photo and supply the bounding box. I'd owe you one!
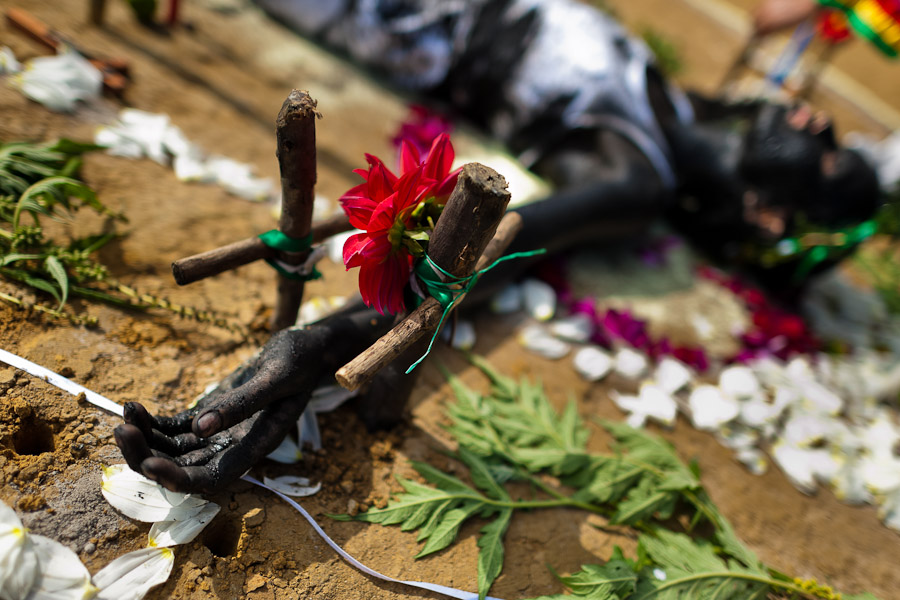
[614,347,648,380]
[572,346,612,382]
[101,465,208,522]
[262,476,322,498]
[489,284,522,314]
[798,381,843,415]
[878,488,900,531]
[548,314,593,343]
[0,501,39,600]
[93,547,174,600]
[518,324,570,359]
[719,366,761,400]
[654,358,692,395]
[0,46,22,74]
[611,384,677,427]
[149,502,220,548]
[688,385,739,430]
[771,442,836,495]
[13,52,102,112]
[26,534,96,600]
[782,413,836,447]
[297,296,348,327]
[266,434,303,464]
[738,398,778,428]
[831,459,873,505]
[860,455,900,494]
[441,319,476,350]
[735,448,768,475]
[521,279,556,321]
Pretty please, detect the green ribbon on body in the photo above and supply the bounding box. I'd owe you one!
[257,229,322,282]
[406,248,546,374]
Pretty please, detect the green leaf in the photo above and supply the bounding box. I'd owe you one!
[48,138,107,155]
[558,560,638,598]
[458,447,510,502]
[0,253,43,267]
[416,502,481,558]
[44,255,68,306]
[476,508,512,600]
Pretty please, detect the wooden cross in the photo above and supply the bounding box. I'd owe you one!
[336,163,521,391]
[171,89,350,331]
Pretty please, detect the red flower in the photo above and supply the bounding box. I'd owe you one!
[342,167,427,315]
[339,134,462,315]
[399,133,461,204]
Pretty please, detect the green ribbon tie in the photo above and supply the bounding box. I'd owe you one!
[405,248,547,374]
[793,219,877,281]
[257,229,322,282]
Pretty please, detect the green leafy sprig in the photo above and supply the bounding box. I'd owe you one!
[333,356,880,600]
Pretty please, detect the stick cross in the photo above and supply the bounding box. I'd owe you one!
[171,89,350,330]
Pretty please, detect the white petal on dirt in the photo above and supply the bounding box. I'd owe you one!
[654,358,692,394]
[101,465,208,523]
[440,319,476,350]
[0,46,22,74]
[878,488,900,531]
[862,412,900,457]
[738,398,777,428]
[688,385,739,430]
[831,459,873,505]
[97,109,171,164]
[771,442,839,495]
[612,385,677,427]
[782,413,837,447]
[490,284,522,314]
[262,476,322,498]
[13,51,102,112]
[518,324,570,359]
[520,278,556,321]
[572,346,613,381]
[309,385,358,414]
[735,448,768,475]
[716,426,760,451]
[149,502,221,548]
[93,547,174,600]
[548,314,593,343]
[860,455,900,494]
[0,500,38,600]
[719,366,761,399]
[266,434,303,464]
[798,381,843,415]
[614,347,648,379]
[27,534,97,600]
[204,155,274,201]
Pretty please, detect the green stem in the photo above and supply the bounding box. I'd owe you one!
[642,571,819,599]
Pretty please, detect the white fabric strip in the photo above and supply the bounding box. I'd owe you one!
[0,348,124,417]
[0,348,505,600]
[243,475,504,600]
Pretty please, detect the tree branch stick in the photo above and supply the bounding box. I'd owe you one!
[272,90,319,330]
[170,213,350,286]
[335,163,512,391]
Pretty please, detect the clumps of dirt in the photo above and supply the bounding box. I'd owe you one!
[112,318,191,352]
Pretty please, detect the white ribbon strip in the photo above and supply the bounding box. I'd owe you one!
[242,475,503,600]
[0,348,123,417]
[0,348,505,600]
[272,244,328,276]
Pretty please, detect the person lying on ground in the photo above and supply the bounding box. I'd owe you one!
[115,0,881,494]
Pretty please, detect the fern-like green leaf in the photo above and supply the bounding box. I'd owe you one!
[477,508,512,600]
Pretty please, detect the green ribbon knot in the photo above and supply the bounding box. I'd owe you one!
[406,247,547,374]
[257,229,322,282]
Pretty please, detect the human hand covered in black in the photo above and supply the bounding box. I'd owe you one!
[114,304,396,494]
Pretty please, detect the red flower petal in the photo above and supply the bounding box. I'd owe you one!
[422,133,455,182]
[399,139,421,175]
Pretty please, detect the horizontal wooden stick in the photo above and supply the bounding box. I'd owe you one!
[335,204,521,392]
[170,213,351,285]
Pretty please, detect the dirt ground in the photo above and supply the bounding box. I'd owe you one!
[1,1,899,599]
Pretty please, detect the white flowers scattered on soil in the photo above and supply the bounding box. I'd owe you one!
[94,109,277,202]
[504,282,900,532]
[0,46,102,113]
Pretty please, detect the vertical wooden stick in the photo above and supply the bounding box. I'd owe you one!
[89,0,107,25]
[272,90,319,330]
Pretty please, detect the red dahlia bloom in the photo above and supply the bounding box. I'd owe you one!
[342,167,427,315]
[399,133,461,203]
[339,134,462,316]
